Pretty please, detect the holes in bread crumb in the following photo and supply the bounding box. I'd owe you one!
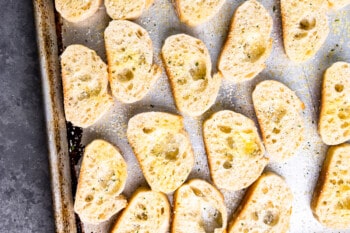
[85,195,94,202]
[341,122,349,129]
[338,112,347,120]
[218,125,232,134]
[165,148,179,160]
[294,32,308,40]
[177,79,187,85]
[272,128,280,134]
[118,69,134,82]
[136,30,143,39]
[223,161,232,169]
[272,139,277,144]
[127,83,133,90]
[243,38,267,63]
[263,211,279,226]
[143,127,155,134]
[191,187,204,197]
[335,84,344,92]
[189,60,206,81]
[299,17,316,31]
[262,187,269,194]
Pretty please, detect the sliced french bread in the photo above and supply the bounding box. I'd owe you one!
[110,188,170,233]
[55,0,101,22]
[74,139,128,224]
[105,0,154,20]
[104,20,161,103]
[203,110,268,191]
[228,172,293,233]
[172,179,227,233]
[311,143,350,229]
[162,34,222,117]
[61,44,113,128]
[281,0,329,62]
[174,0,226,26]
[319,62,350,145]
[127,112,194,194]
[252,80,305,162]
[218,0,273,83]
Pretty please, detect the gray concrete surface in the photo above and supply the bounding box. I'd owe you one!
[0,1,55,232]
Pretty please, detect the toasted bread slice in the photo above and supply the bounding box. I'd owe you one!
[311,144,350,229]
[203,110,268,191]
[218,0,273,83]
[104,20,161,103]
[174,0,225,26]
[162,34,222,117]
[327,0,350,10]
[228,172,293,233]
[281,0,329,62]
[319,62,350,145]
[55,0,101,22]
[252,80,305,162]
[105,0,154,20]
[110,188,170,233]
[127,112,194,193]
[172,179,227,233]
[61,44,113,128]
[74,140,128,224]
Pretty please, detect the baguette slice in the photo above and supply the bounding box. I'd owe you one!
[55,0,101,22]
[105,0,153,20]
[127,112,194,193]
[162,34,222,117]
[104,20,161,103]
[74,140,128,224]
[218,0,273,83]
[203,110,268,191]
[111,188,170,233]
[228,172,293,233]
[172,179,227,233]
[174,0,226,26]
[311,143,350,229]
[281,0,329,62]
[61,44,113,128]
[327,0,350,10]
[252,80,305,162]
[319,62,350,145]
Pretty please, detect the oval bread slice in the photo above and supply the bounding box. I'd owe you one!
[74,139,128,224]
[174,0,225,26]
[105,0,154,20]
[61,44,113,128]
[327,0,350,10]
[172,179,227,233]
[218,0,273,83]
[228,172,293,233]
[203,110,268,191]
[55,0,101,22]
[127,112,194,193]
[162,34,222,117]
[252,80,305,162]
[110,188,170,233]
[281,0,329,62]
[319,62,350,145]
[311,143,350,229]
[104,20,161,103]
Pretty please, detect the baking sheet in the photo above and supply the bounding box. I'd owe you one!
[36,0,350,232]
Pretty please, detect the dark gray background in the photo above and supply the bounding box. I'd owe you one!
[0,1,55,232]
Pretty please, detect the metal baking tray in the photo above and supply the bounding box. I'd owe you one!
[33,0,350,232]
